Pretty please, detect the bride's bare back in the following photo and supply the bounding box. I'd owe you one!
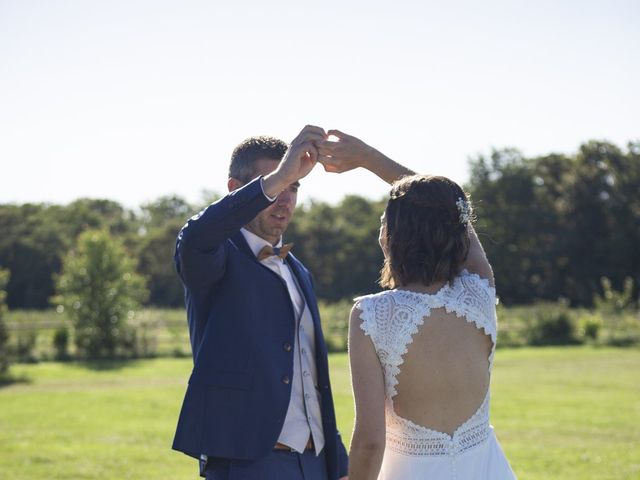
[394,306,493,435]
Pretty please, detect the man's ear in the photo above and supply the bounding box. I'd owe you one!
[228,177,242,192]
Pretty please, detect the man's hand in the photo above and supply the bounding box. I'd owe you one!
[263,125,325,197]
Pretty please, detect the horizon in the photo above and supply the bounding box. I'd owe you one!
[0,135,636,211]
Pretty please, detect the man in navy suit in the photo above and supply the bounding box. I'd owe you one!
[173,125,350,479]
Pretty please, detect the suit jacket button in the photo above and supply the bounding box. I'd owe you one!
[282,375,290,385]
[283,342,292,352]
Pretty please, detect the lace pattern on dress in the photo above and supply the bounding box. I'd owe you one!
[354,270,498,457]
[385,391,491,456]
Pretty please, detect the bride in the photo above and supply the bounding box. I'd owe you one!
[317,132,517,480]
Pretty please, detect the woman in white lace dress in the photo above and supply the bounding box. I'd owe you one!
[346,172,517,479]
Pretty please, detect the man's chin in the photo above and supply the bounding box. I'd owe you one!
[269,222,289,235]
[270,226,286,238]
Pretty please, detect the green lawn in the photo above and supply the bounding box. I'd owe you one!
[0,347,638,479]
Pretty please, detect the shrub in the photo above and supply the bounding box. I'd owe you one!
[319,300,352,352]
[53,230,148,359]
[0,268,10,373]
[603,313,640,346]
[53,326,70,360]
[15,330,38,363]
[525,302,583,346]
[122,316,158,358]
[579,313,602,341]
[594,277,637,314]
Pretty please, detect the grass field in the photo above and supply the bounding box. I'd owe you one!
[1,347,639,479]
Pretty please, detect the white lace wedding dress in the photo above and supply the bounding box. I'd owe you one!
[354,270,517,479]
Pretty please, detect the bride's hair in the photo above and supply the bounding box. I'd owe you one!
[379,175,472,289]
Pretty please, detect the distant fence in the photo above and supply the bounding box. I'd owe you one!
[5,309,191,361]
[4,303,640,363]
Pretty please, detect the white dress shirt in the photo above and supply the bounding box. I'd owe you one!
[240,228,325,455]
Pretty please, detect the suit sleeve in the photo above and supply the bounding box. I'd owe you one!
[337,430,349,477]
[175,176,274,290]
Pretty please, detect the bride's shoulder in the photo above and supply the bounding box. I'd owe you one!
[442,270,499,324]
[353,289,395,308]
[452,269,497,297]
[351,290,398,338]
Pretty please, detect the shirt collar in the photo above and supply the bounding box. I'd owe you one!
[240,228,283,259]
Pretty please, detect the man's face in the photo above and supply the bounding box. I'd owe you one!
[241,158,299,245]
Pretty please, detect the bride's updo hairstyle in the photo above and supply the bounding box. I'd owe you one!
[379,175,473,289]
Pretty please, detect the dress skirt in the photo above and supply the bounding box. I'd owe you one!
[378,427,517,480]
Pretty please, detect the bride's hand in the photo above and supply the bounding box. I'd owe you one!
[316,129,415,184]
[315,129,372,173]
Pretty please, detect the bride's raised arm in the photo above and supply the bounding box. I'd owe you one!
[463,224,495,287]
[316,129,414,183]
[317,130,494,286]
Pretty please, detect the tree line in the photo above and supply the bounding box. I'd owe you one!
[0,139,638,310]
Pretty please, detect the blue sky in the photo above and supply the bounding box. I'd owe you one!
[1,0,638,209]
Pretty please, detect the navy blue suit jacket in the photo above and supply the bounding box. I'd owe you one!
[172,176,348,479]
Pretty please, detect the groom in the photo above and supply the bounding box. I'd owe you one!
[172,125,350,480]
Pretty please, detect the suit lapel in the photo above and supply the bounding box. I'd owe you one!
[231,231,259,261]
[230,235,327,356]
[286,254,316,312]
[287,255,326,333]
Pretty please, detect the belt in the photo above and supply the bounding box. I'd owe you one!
[274,437,314,452]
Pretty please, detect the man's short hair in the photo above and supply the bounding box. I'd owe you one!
[229,136,289,183]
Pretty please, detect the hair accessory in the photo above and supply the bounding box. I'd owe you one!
[455,197,473,226]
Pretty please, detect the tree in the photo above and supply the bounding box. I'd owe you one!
[467,148,562,304]
[136,222,184,307]
[54,230,148,359]
[138,195,193,233]
[0,204,68,309]
[135,195,191,306]
[287,196,386,301]
[563,141,640,304]
[0,268,10,373]
[466,141,640,306]
[0,200,138,310]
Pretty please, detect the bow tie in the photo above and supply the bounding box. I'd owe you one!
[257,243,293,261]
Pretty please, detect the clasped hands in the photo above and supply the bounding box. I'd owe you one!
[263,125,374,197]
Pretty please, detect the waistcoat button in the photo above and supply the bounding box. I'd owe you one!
[282,375,290,385]
[283,342,292,352]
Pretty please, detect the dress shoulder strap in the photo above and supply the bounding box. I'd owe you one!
[437,270,498,344]
[354,290,432,360]
[353,291,385,343]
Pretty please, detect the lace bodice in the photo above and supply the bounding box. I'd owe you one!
[354,270,498,457]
